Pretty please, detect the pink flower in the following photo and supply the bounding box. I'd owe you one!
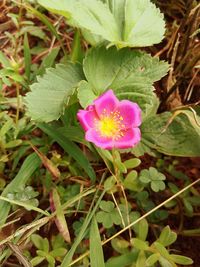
[77,90,142,150]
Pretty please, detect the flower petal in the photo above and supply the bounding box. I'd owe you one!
[85,128,113,149]
[117,100,142,128]
[113,128,141,149]
[77,105,99,131]
[94,89,119,117]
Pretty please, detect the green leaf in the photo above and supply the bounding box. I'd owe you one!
[153,242,170,259]
[31,256,45,266]
[139,167,166,192]
[111,238,129,254]
[46,254,56,267]
[25,63,84,122]
[4,139,22,149]
[170,254,193,265]
[83,46,168,119]
[136,250,147,267]
[90,216,105,267]
[39,0,165,48]
[0,51,11,68]
[31,234,49,252]
[159,256,173,267]
[122,0,165,47]
[77,80,98,108]
[131,238,149,251]
[38,123,96,182]
[146,253,160,266]
[138,219,148,241]
[104,176,116,191]
[50,248,67,258]
[100,200,115,212]
[123,158,141,169]
[0,151,42,227]
[158,226,177,247]
[124,170,143,192]
[141,112,200,156]
[105,251,138,267]
[96,201,122,228]
[39,0,119,43]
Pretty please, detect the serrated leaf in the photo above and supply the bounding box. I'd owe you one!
[141,112,200,156]
[39,0,165,48]
[83,46,168,119]
[25,63,84,122]
[122,0,165,47]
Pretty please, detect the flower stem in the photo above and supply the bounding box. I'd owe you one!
[111,148,132,239]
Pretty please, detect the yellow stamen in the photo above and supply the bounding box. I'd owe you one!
[96,110,125,140]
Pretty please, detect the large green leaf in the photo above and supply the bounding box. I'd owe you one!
[141,112,200,156]
[25,63,84,122]
[81,46,168,118]
[38,0,119,42]
[38,0,165,48]
[122,0,165,47]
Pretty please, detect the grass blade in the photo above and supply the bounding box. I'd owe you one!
[50,188,71,243]
[24,4,67,58]
[90,216,105,267]
[0,196,49,216]
[23,33,31,81]
[60,189,106,267]
[0,152,42,227]
[71,30,84,63]
[38,123,96,182]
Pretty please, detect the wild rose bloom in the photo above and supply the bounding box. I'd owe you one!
[77,90,141,150]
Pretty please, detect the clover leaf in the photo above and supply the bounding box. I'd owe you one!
[139,167,166,192]
[96,201,122,228]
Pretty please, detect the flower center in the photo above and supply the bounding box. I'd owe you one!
[96,110,125,139]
